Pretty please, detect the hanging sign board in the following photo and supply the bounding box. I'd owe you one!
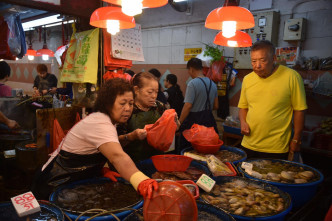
[184,48,202,61]
[275,47,299,65]
[111,24,144,61]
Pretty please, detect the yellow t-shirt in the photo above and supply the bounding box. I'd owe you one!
[238,65,307,153]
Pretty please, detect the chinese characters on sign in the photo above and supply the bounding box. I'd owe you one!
[11,192,41,217]
[184,48,202,61]
[275,47,299,65]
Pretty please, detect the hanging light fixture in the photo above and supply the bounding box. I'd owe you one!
[25,30,37,60]
[103,0,168,16]
[90,7,135,35]
[214,31,252,47]
[36,28,54,61]
[26,46,37,61]
[205,0,254,38]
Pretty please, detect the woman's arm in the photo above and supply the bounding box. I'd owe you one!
[99,142,139,181]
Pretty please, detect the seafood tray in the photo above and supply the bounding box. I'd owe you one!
[238,159,324,209]
[123,202,236,221]
[136,158,211,180]
[201,176,292,221]
[49,178,143,221]
[182,145,247,165]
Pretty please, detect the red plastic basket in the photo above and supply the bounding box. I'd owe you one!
[191,139,224,154]
[151,155,193,172]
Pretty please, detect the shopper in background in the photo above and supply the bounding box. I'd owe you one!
[33,64,58,96]
[163,74,184,117]
[31,78,158,200]
[0,111,19,129]
[178,58,219,152]
[125,69,135,77]
[117,72,179,162]
[148,68,167,104]
[0,61,12,97]
[238,40,307,159]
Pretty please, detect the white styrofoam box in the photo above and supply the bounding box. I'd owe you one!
[196,174,216,193]
[11,192,41,217]
[159,28,172,47]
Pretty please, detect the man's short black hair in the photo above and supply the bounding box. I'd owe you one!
[187,58,203,70]
[148,68,161,79]
[0,61,11,80]
[251,40,275,57]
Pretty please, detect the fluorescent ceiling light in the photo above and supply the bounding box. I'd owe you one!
[44,19,75,28]
[22,14,63,31]
[173,0,187,2]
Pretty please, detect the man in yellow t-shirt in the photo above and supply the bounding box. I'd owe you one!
[238,40,307,159]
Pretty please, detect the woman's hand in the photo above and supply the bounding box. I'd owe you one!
[132,129,147,140]
[175,114,181,130]
[6,119,20,129]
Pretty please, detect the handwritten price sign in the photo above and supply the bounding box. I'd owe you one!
[11,192,41,217]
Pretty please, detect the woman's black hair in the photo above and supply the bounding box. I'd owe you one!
[94,78,133,116]
[0,61,11,80]
[132,72,157,89]
[166,74,177,85]
[148,68,161,79]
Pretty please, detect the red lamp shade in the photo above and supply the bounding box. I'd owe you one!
[25,49,37,57]
[90,7,135,29]
[214,31,252,47]
[205,6,255,30]
[103,0,168,8]
[36,45,54,57]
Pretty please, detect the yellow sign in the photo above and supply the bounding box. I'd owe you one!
[184,48,202,61]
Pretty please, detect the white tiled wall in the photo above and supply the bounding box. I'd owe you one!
[135,23,223,65]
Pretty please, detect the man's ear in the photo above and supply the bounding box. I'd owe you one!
[134,85,139,95]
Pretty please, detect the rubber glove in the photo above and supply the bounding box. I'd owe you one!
[137,179,159,199]
[102,167,121,182]
[130,171,158,199]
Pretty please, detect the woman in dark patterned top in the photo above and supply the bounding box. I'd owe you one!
[117,72,168,162]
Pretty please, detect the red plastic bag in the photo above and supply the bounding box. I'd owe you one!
[103,69,132,81]
[103,30,132,69]
[52,118,65,152]
[144,109,177,151]
[183,124,219,145]
[206,60,226,82]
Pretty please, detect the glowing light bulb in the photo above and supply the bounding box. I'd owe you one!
[222,21,236,38]
[107,20,120,35]
[227,40,238,47]
[42,54,49,60]
[122,0,143,16]
[28,55,35,60]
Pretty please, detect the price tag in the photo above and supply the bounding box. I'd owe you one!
[196,174,216,192]
[11,192,41,217]
[241,162,253,170]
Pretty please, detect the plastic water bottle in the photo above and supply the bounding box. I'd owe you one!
[53,95,59,108]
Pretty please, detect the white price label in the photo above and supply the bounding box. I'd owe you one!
[11,192,40,217]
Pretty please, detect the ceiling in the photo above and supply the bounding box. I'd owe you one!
[0,2,54,22]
